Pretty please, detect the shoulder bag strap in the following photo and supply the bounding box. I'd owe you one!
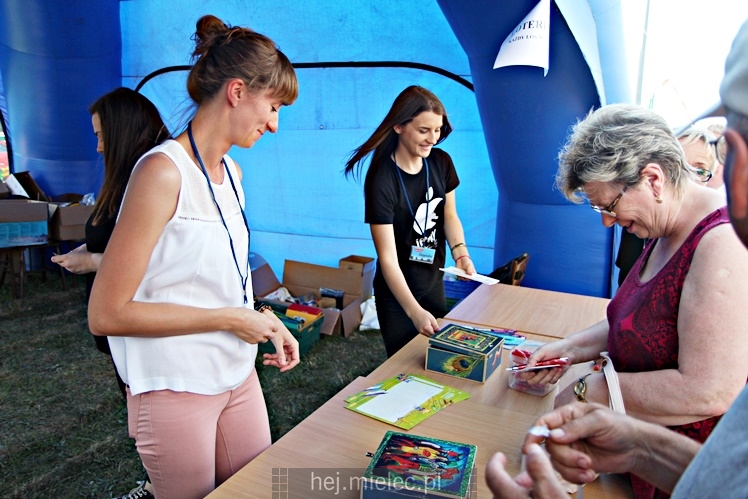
[600,351,626,414]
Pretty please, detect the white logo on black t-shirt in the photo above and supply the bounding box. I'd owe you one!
[413,187,442,248]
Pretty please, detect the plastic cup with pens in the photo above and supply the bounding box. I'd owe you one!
[507,340,558,396]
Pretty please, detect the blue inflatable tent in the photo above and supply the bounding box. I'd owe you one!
[0,0,636,297]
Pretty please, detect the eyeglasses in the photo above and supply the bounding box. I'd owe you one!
[709,134,728,165]
[690,166,713,183]
[590,185,628,218]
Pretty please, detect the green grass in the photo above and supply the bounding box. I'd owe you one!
[0,271,386,498]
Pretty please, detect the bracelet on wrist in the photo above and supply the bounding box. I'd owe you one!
[454,254,471,263]
[450,242,466,253]
[254,302,272,314]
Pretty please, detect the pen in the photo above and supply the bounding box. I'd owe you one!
[452,323,480,331]
[496,335,524,342]
[455,324,496,333]
[506,357,570,372]
[491,328,522,337]
[491,333,524,343]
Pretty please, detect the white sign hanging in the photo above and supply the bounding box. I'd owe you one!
[493,0,551,76]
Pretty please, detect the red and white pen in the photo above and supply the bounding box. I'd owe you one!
[506,357,570,372]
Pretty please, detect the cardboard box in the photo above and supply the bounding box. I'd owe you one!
[0,199,49,248]
[48,202,92,241]
[337,254,375,299]
[8,171,51,201]
[5,173,92,241]
[251,255,376,337]
[425,323,504,383]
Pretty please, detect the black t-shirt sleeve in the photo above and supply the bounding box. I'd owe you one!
[364,164,399,225]
[431,148,460,193]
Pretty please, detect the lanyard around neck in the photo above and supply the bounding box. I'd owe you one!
[187,121,252,304]
[393,156,430,236]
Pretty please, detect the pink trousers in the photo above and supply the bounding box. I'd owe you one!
[127,370,271,499]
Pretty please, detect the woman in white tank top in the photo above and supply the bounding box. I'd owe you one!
[88,14,300,499]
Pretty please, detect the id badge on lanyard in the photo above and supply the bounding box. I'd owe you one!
[409,245,436,264]
[395,158,436,265]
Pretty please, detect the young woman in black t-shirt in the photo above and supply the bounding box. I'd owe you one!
[345,86,475,356]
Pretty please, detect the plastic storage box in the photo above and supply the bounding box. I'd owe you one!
[255,300,323,356]
[507,340,557,396]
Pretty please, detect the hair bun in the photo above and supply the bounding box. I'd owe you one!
[192,14,230,58]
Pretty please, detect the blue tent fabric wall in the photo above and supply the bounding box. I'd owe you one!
[121,1,496,281]
[438,0,613,297]
[0,0,633,297]
[0,0,121,197]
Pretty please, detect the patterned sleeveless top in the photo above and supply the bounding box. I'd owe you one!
[607,206,730,499]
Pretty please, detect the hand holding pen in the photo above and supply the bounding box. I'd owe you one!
[507,357,570,372]
[515,340,576,385]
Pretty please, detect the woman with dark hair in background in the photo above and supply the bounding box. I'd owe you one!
[88,15,300,498]
[52,87,168,499]
[345,86,474,357]
[53,87,169,396]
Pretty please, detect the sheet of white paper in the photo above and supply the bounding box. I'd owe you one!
[440,266,499,285]
[354,378,443,423]
[5,174,29,197]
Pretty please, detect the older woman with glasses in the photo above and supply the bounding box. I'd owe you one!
[677,126,727,190]
[520,104,748,499]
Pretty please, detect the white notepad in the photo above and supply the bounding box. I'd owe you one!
[353,377,443,423]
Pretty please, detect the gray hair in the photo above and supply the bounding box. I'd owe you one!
[707,122,726,137]
[556,104,690,203]
[677,126,717,169]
